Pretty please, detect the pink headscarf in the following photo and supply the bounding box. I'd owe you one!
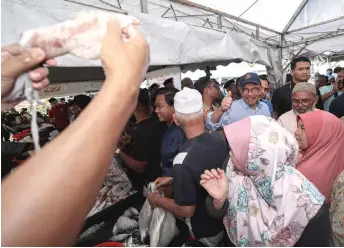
[297,111,344,203]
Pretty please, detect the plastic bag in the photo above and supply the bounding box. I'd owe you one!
[139,183,178,247]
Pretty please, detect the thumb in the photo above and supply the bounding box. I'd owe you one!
[227,91,232,98]
[105,20,123,43]
[2,48,46,78]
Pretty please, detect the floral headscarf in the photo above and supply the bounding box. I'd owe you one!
[223,116,325,247]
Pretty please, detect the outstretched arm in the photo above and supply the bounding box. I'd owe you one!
[1,21,149,246]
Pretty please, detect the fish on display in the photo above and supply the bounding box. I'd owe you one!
[88,157,136,217]
[77,222,105,241]
[111,208,144,246]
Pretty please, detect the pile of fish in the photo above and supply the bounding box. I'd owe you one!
[76,222,106,243]
[111,207,146,247]
[88,157,136,217]
[139,183,179,247]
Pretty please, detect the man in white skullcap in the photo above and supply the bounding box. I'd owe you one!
[148,88,228,246]
[277,82,319,133]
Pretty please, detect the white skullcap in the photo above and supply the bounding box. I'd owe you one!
[174,88,203,114]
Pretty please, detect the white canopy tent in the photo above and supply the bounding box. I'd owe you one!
[2,0,344,94]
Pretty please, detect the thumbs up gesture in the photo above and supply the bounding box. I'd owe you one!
[221,91,233,112]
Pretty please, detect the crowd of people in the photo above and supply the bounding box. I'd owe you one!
[1,18,344,247]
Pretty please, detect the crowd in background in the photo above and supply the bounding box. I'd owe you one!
[1,31,344,247]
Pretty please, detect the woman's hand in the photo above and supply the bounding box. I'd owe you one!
[200,168,228,204]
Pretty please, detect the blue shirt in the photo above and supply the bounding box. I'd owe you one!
[206,98,271,131]
[261,99,273,115]
[161,124,186,176]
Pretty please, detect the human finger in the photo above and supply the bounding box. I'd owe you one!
[2,48,46,78]
[1,43,22,56]
[200,179,206,185]
[204,170,214,178]
[45,58,57,66]
[29,67,49,81]
[201,173,211,180]
[211,168,220,179]
[227,91,232,97]
[104,20,123,43]
[32,78,49,90]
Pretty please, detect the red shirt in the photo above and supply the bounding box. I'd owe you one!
[48,104,69,129]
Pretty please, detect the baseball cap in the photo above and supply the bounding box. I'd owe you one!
[174,88,203,114]
[239,72,261,87]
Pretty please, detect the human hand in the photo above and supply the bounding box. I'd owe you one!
[1,44,57,100]
[101,19,149,89]
[154,176,173,190]
[118,135,131,150]
[221,91,233,112]
[147,192,161,208]
[200,168,228,204]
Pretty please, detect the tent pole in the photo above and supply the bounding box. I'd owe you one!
[283,32,344,48]
[286,16,344,34]
[238,0,259,18]
[140,0,148,13]
[217,15,222,29]
[170,0,281,35]
[282,0,308,34]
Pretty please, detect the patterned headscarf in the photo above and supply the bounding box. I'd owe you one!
[223,116,325,247]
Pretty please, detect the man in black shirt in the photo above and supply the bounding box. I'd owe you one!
[118,89,167,188]
[148,88,228,246]
[271,57,324,119]
[329,93,344,118]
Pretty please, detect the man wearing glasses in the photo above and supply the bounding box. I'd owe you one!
[277,82,318,134]
[206,72,271,131]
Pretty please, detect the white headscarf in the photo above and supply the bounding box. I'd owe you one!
[223,116,325,246]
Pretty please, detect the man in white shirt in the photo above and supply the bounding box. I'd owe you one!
[320,69,344,111]
[277,82,318,134]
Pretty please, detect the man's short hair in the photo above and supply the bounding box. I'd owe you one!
[291,57,311,70]
[181,77,194,88]
[60,98,66,102]
[163,77,174,86]
[194,76,213,95]
[259,74,269,83]
[155,87,179,106]
[224,79,235,90]
[327,68,333,72]
[149,83,159,91]
[138,89,152,107]
[48,98,57,104]
[235,77,241,86]
[334,67,342,74]
[71,95,92,110]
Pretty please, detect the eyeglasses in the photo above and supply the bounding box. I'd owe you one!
[291,99,313,105]
[241,87,261,95]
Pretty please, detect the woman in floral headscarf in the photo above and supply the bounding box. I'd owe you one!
[201,116,330,247]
